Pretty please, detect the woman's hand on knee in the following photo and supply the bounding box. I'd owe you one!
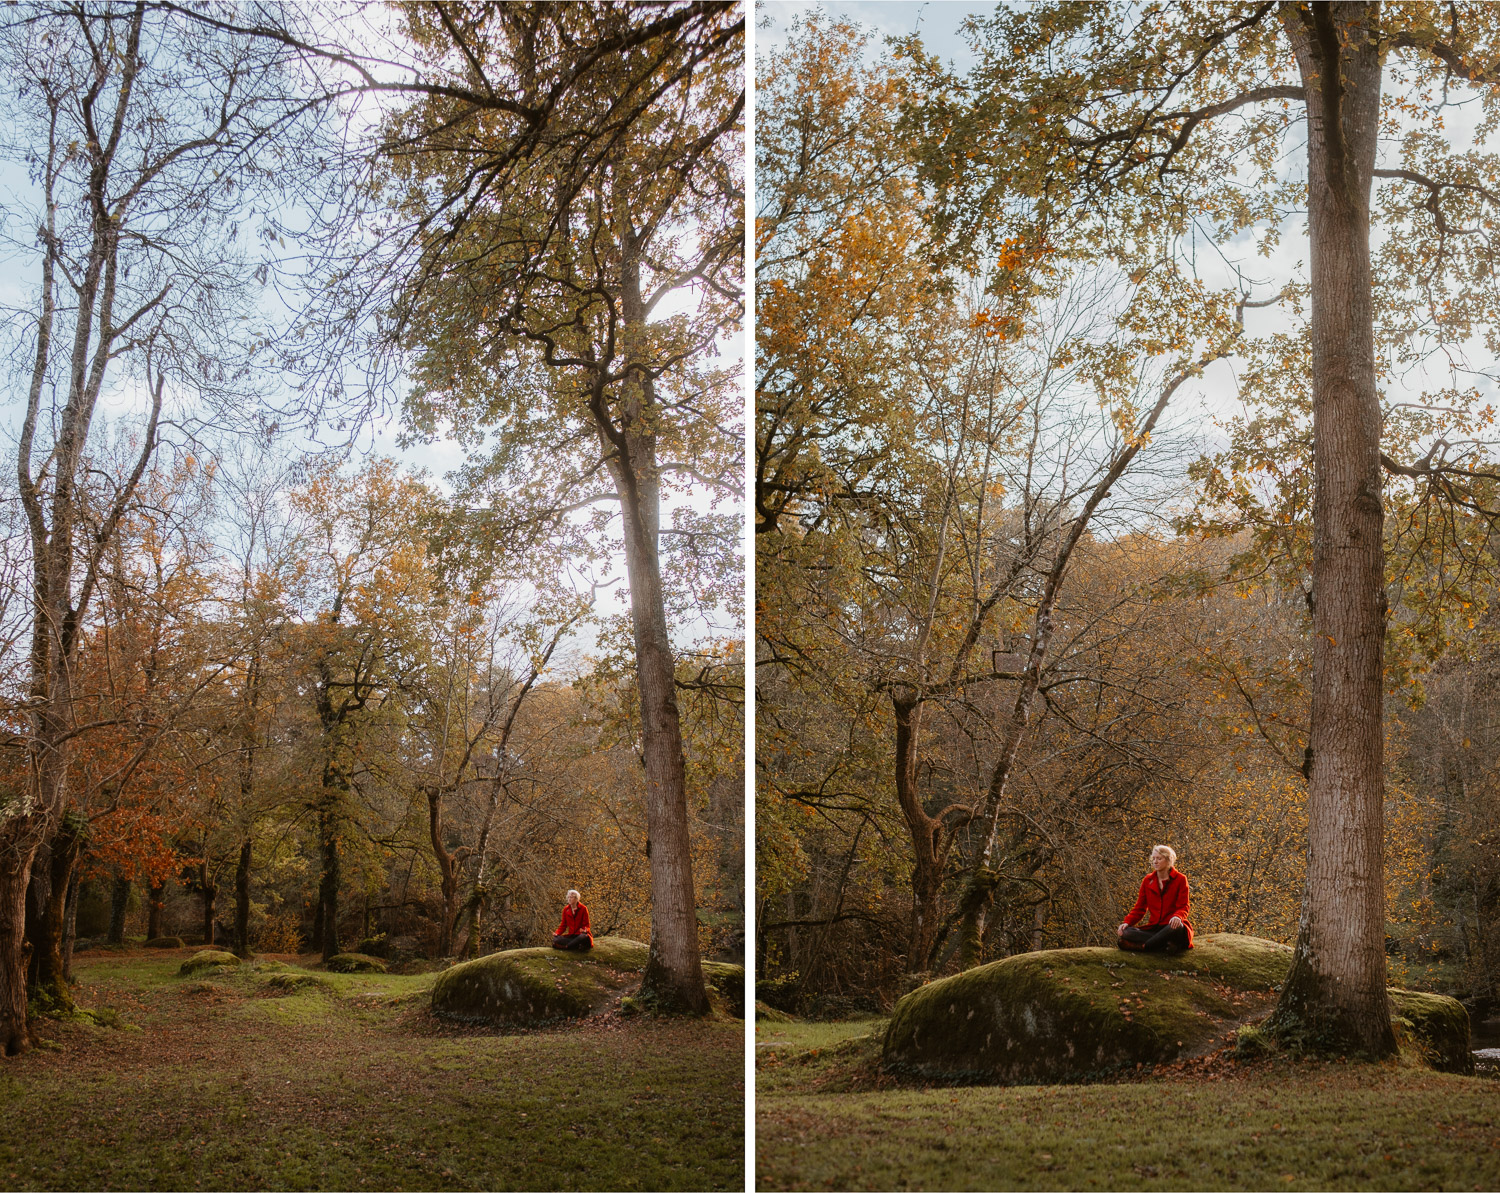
[1116,923,1128,937]
[1168,917,1182,930]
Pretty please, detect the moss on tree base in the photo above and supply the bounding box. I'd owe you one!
[882,933,1472,1084]
[431,937,745,1026]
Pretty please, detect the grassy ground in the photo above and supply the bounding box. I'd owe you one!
[3,948,743,1192]
[756,1016,1500,1191]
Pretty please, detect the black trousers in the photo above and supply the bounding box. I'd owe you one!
[1118,924,1189,952]
[552,933,592,951]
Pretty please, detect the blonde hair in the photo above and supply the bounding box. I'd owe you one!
[1150,844,1177,866]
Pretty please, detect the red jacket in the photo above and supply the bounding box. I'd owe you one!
[555,901,592,940]
[1124,868,1193,947]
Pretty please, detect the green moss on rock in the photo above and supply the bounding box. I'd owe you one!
[703,961,745,1018]
[883,933,1471,1084]
[1391,988,1473,1075]
[325,952,387,973]
[179,950,240,975]
[432,936,650,1025]
[144,936,183,949]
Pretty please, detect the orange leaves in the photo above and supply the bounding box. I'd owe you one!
[971,309,1028,340]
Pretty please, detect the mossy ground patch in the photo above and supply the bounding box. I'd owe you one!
[178,950,240,976]
[7,947,743,1191]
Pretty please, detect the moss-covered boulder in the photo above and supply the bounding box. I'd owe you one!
[883,933,1471,1084]
[1392,988,1474,1075]
[144,936,183,949]
[179,949,240,975]
[756,1000,797,1023]
[325,952,387,973]
[354,934,392,959]
[703,960,745,1018]
[432,936,650,1025]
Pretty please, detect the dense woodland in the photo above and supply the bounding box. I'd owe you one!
[0,0,744,1054]
[18,454,744,967]
[756,13,1500,1025]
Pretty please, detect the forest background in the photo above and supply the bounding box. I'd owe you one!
[755,5,1500,1021]
[0,0,746,1053]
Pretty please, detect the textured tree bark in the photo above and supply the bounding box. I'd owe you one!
[199,860,217,948]
[0,829,40,1056]
[61,864,80,983]
[892,698,945,971]
[1269,2,1396,1058]
[426,787,460,957]
[147,882,165,941]
[607,223,708,1015]
[317,806,341,962]
[107,876,131,946]
[233,840,252,958]
[23,847,46,991]
[28,819,83,1011]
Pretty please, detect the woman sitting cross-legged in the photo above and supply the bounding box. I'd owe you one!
[551,888,593,951]
[1116,844,1193,953]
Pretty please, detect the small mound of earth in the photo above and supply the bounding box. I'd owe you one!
[263,971,332,993]
[144,936,183,949]
[179,950,240,975]
[883,933,1472,1084]
[325,952,387,973]
[432,936,742,1026]
[756,999,797,1023]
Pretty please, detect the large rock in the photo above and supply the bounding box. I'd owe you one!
[432,936,745,1025]
[179,949,240,975]
[703,960,745,1018]
[883,932,1472,1084]
[432,936,650,1025]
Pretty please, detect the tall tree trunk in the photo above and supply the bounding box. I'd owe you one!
[29,817,84,1012]
[61,862,80,983]
[892,697,945,971]
[199,860,217,948]
[147,882,165,941]
[233,839,252,958]
[23,845,47,991]
[317,805,341,962]
[1269,2,1396,1057]
[608,223,707,1015]
[309,894,322,956]
[107,876,131,946]
[460,891,484,959]
[426,787,459,957]
[0,821,42,1056]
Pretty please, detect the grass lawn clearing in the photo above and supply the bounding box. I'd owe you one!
[756,1016,1500,1191]
[4,948,743,1191]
